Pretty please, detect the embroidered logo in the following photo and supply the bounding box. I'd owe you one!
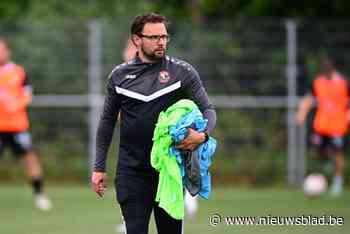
[125,74,136,79]
[158,70,170,84]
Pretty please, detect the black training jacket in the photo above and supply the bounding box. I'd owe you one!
[94,55,216,177]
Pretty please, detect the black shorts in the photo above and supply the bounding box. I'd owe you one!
[115,174,183,234]
[0,131,33,158]
[310,133,345,151]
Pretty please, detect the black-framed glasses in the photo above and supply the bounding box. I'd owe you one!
[138,33,171,43]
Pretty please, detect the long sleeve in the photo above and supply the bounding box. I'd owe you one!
[182,67,217,133]
[93,78,121,172]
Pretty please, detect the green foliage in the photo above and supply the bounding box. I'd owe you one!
[212,109,286,185]
[0,0,29,21]
[2,0,350,23]
[201,0,350,19]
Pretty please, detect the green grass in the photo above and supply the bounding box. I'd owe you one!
[0,185,349,234]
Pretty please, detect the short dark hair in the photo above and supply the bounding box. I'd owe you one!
[131,13,168,35]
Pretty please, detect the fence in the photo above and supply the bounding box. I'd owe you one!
[1,18,350,186]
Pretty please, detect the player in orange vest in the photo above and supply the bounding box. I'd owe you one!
[0,38,52,210]
[296,57,348,197]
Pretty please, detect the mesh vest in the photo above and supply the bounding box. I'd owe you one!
[313,73,349,136]
[0,63,29,132]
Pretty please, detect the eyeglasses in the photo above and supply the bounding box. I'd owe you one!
[138,33,171,43]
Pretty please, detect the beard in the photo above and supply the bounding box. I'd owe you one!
[141,45,165,62]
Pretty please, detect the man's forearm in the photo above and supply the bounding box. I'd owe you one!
[192,87,217,133]
[203,108,217,134]
[94,78,120,171]
[94,117,116,172]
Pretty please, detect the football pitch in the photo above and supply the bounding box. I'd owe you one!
[1,185,349,234]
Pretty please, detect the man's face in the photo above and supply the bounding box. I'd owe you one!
[135,23,168,62]
[0,41,10,66]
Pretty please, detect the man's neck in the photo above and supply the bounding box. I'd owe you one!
[325,70,337,79]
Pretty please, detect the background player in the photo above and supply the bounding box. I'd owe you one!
[296,57,349,197]
[0,38,52,210]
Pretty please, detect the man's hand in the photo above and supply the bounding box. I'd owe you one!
[91,171,107,198]
[175,128,206,151]
[295,95,313,125]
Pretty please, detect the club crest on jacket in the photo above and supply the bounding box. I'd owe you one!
[158,70,170,84]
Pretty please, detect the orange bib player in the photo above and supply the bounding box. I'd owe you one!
[0,38,52,210]
[313,72,349,136]
[0,63,31,132]
[296,58,349,197]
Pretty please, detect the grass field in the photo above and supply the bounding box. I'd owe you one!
[1,185,349,234]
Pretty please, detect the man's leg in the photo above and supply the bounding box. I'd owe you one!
[12,132,52,210]
[120,200,152,234]
[334,151,345,177]
[330,150,345,197]
[185,189,198,218]
[154,204,183,234]
[22,150,52,210]
[115,175,155,234]
[330,137,345,197]
[310,133,329,173]
[23,150,43,192]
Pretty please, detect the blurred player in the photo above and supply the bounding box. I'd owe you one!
[296,57,348,197]
[123,38,138,62]
[0,38,52,210]
[184,189,198,218]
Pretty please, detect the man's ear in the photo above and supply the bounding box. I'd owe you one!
[131,34,140,47]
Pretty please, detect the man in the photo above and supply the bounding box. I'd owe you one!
[116,38,198,234]
[91,13,216,234]
[0,38,52,210]
[296,57,348,197]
